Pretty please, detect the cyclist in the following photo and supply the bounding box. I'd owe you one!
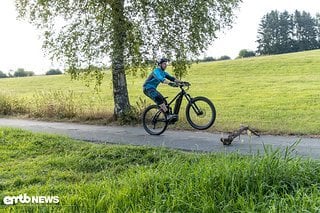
[143,58,181,120]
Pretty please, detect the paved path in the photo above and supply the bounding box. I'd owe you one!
[0,118,319,159]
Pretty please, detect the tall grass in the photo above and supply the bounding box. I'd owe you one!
[1,128,320,212]
[0,94,28,115]
[31,90,78,119]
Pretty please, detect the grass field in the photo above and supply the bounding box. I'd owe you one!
[1,128,320,212]
[0,50,319,135]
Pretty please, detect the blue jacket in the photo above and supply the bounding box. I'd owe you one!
[143,67,176,90]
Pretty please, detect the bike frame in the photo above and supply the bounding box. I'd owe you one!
[143,81,215,135]
[166,86,202,116]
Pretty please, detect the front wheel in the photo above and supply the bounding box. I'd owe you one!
[186,96,216,130]
[142,105,168,135]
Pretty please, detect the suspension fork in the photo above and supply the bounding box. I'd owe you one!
[185,93,203,115]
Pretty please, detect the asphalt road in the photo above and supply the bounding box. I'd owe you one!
[0,118,319,159]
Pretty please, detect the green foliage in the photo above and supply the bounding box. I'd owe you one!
[257,10,320,55]
[171,57,191,80]
[15,0,242,116]
[199,56,233,62]
[70,66,107,91]
[238,49,256,58]
[32,90,78,119]
[45,69,62,75]
[201,56,216,62]
[13,68,34,77]
[0,94,28,115]
[218,55,231,60]
[118,97,148,125]
[0,95,12,115]
[293,10,319,51]
[1,128,320,212]
[0,71,7,78]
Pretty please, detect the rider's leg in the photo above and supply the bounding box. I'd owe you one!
[158,103,168,113]
[144,88,168,112]
[144,88,175,120]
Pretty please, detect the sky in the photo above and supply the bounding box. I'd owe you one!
[0,0,319,75]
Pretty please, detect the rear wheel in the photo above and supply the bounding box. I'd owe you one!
[142,105,168,135]
[186,96,216,130]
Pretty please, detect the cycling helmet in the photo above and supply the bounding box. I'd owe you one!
[157,58,169,65]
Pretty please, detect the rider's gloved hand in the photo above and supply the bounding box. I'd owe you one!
[168,82,178,87]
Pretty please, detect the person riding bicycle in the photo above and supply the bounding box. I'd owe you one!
[143,58,181,120]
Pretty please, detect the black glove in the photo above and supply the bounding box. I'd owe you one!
[168,82,178,87]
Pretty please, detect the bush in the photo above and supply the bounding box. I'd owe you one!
[0,94,28,115]
[32,90,78,119]
[0,71,7,78]
[46,69,63,75]
[118,97,148,125]
[238,49,256,58]
[201,56,216,62]
[14,68,34,77]
[218,55,231,61]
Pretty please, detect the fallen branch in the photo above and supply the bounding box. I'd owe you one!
[220,125,260,145]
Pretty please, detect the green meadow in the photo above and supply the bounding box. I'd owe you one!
[1,128,320,212]
[0,50,319,135]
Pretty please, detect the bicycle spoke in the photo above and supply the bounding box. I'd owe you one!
[186,97,216,130]
[143,105,168,135]
[143,83,215,134]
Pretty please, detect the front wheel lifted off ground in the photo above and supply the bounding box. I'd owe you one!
[186,96,216,130]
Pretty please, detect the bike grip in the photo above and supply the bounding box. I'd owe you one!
[169,82,178,87]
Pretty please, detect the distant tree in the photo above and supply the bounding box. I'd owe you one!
[278,11,295,53]
[14,68,34,77]
[8,70,14,78]
[238,49,256,58]
[218,55,231,61]
[0,71,7,78]
[26,71,35,76]
[293,10,319,51]
[316,13,320,43]
[46,69,63,75]
[202,56,216,62]
[14,68,27,77]
[257,10,284,55]
[315,13,320,41]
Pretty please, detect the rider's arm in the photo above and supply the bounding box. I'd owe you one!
[164,72,182,84]
[152,68,166,82]
[164,72,175,82]
[163,79,173,84]
[153,69,180,85]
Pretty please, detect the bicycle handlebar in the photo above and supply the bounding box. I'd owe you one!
[177,81,191,87]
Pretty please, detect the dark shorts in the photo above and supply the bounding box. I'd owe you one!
[143,88,165,105]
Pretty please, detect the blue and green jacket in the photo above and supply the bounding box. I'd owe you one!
[143,67,176,90]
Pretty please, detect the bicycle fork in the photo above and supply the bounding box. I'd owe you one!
[185,94,203,116]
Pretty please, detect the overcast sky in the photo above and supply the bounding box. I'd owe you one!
[0,0,319,74]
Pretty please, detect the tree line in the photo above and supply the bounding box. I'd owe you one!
[199,55,231,62]
[0,68,63,78]
[257,10,320,55]
[200,10,320,61]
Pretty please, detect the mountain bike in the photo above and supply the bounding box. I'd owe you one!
[142,82,216,135]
